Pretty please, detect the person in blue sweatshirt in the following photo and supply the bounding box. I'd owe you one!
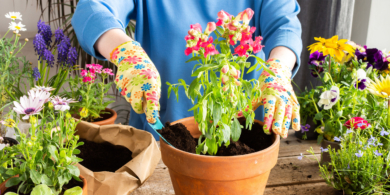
[71,0,302,140]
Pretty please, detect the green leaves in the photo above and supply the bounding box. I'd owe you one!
[67,165,80,177]
[30,169,42,185]
[6,177,22,188]
[314,112,323,120]
[64,186,83,195]
[31,184,54,195]
[206,138,218,155]
[213,103,222,127]
[231,117,241,142]
[185,56,203,63]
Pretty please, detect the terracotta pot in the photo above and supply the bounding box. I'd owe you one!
[74,108,117,126]
[0,175,88,195]
[160,116,280,195]
[294,118,319,140]
[320,139,341,164]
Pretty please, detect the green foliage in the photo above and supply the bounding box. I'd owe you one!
[308,127,390,194]
[167,27,268,155]
[0,108,83,194]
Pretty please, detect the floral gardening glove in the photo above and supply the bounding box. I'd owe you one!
[110,41,161,124]
[255,58,300,138]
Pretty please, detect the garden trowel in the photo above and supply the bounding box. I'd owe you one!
[143,95,174,147]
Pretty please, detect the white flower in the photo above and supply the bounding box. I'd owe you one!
[318,86,340,110]
[31,86,55,92]
[356,69,367,80]
[50,96,77,111]
[5,12,22,21]
[13,95,44,120]
[8,21,26,33]
[28,89,51,103]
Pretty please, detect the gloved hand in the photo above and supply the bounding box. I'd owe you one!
[255,58,300,138]
[110,41,161,124]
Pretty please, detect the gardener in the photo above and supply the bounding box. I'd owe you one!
[72,0,302,140]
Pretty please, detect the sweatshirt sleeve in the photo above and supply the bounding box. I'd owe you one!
[259,0,302,77]
[71,0,136,60]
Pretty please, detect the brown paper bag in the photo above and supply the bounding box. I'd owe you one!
[75,121,161,195]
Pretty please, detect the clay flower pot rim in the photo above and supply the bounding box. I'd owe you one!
[162,117,280,159]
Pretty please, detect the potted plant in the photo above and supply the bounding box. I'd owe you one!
[305,124,390,194]
[295,87,320,140]
[160,9,283,194]
[0,88,87,195]
[65,64,116,125]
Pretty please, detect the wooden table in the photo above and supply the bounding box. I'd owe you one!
[133,130,341,195]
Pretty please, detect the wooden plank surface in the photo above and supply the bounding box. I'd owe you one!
[133,130,336,195]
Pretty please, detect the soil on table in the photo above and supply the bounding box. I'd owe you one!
[159,121,274,156]
[76,138,133,172]
[3,178,83,195]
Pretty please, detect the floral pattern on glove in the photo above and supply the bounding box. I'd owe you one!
[110,41,161,124]
[254,58,300,138]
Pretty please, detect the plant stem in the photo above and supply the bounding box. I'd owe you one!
[311,95,325,126]
[329,56,332,73]
[387,99,390,127]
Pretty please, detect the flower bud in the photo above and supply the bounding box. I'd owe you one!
[25,38,29,42]
[201,34,208,42]
[29,62,32,65]
[221,65,229,74]
[9,51,13,55]
[48,102,54,109]
[60,150,66,158]
[75,135,79,141]
[30,116,37,125]
[66,112,71,119]
[204,22,216,35]
[27,141,33,147]
[235,80,241,86]
[17,34,21,37]
[31,135,37,141]
[188,29,201,38]
[223,85,229,92]
[237,111,243,117]
[221,75,229,84]
[234,70,241,79]
[13,31,16,34]
[229,67,237,77]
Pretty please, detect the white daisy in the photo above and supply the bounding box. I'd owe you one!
[50,96,77,111]
[13,95,45,120]
[28,89,51,103]
[31,86,55,93]
[8,21,26,33]
[5,12,22,21]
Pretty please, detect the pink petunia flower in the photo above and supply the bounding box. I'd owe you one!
[102,68,114,76]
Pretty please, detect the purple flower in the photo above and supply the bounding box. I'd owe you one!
[309,51,326,77]
[374,150,382,156]
[54,28,64,44]
[301,124,310,133]
[320,147,328,153]
[346,129,354,134]
[37,20,52,47]
[334,136,341,142]
[32,67,41,81]
[355,150,363,158]
[355,46,367,62]
[57,38,70,66]
[357,46,389,71]
[43,49,54,67]
[67,47,78,67]
[380,129,389,136]
[78,95,83,102]
[297,153,303,160]
[347,163,350,169]
[354,78,368,90]
[33,34,46,59]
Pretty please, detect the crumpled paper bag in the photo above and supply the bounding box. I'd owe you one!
[75,121,161,195]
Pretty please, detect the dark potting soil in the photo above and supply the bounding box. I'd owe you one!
[159,121,274,156]
[76,138,133,172]
[3,178,83,195]
[90,110,113,122]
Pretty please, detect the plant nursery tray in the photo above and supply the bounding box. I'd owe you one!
[133,129,342,195]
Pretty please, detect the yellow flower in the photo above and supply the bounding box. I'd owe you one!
[30,116,37,125]
[367,75,390,99]
[80,108,88,118]
[4,118,16,128]
[308,35,355,63]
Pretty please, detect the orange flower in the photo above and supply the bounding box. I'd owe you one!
[124,50,136,56]
[131,70,141,75]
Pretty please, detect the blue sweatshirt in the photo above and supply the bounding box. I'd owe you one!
[72,0,302,140]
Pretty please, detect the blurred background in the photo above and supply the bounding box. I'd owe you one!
[1,0,389,123]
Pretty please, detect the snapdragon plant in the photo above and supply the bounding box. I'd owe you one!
[167,13,274,155]
[0,92,83,195]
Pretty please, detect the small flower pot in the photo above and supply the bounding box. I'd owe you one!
[0,175,88,195]
[320,139,341,164]
[294,118,319,140]
[160,117,280,195]
[74,108,117,126]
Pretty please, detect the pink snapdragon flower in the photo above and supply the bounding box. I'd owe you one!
[221,75,229,84]
[200,37,219,57]
[251,36,264,54]
[241,26,256,44]
[234,44,250,57]
[204,22,216,35]
[236,8,255,24]
[221,65,229,74]
[190,23,202,33]
[217,10,233,23]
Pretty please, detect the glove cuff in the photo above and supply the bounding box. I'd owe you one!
[266,58,292,79]
[109,40,144,65]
